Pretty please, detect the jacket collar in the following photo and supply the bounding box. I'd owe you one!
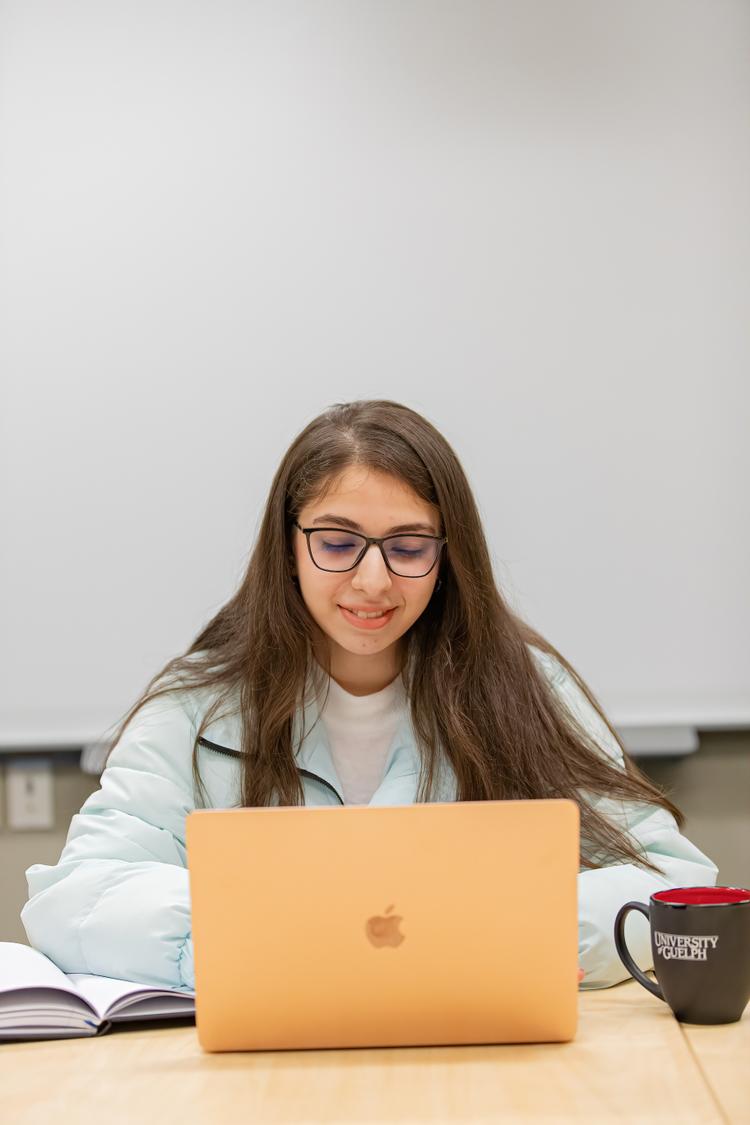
[292,672,457,806]
[202,668,457,806]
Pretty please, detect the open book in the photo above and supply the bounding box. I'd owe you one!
[0,942,195,1040]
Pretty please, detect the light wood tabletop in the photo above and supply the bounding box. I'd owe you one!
[1,979,747,1124]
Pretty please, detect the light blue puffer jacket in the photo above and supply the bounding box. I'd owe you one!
[21,647,718,993]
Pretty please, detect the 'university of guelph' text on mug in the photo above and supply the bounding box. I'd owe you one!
[614,886,750,1024]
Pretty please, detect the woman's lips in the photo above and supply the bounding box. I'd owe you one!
[338,605,397,630]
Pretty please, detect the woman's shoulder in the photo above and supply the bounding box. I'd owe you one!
[155,651,242,722]
[98,661,242,810]
[526,643,625,771]
[527,643,567,686]
[103,654,238,762]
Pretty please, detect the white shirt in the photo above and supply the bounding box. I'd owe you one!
[318,673,408,804]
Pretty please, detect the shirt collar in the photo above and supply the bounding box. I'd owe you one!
[292,669,456,804]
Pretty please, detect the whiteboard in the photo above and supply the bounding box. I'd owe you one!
[2,0,749,747]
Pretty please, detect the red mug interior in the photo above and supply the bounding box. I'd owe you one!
[652,886,750,906]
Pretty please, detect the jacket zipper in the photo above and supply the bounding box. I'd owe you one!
[197,736,345,805]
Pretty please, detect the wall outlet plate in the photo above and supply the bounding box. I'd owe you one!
[5,758,54,830]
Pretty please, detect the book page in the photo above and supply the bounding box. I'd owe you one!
[69,973,195,1020]
[0,943,99,1036]
[0,942,87,1003]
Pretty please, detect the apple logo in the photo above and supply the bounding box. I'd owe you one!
[365,904,405,948]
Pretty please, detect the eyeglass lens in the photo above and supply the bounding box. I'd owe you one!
[308,530,439,576]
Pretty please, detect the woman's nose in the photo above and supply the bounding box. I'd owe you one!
[352,544,392,590]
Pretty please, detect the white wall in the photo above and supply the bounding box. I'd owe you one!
[1,0,748,746]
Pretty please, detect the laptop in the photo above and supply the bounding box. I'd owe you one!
[186,798,579,1052]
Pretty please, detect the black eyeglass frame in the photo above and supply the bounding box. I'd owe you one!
[292,520,448,578]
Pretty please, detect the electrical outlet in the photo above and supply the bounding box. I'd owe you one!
[6,758,54,830]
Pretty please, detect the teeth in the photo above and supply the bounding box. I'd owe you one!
[350,608,389,619]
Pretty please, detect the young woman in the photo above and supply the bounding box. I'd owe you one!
[22,399,717,993]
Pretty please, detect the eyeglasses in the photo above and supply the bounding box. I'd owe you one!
[293,520,447,578]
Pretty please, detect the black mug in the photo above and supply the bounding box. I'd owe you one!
[614,886,750,1024]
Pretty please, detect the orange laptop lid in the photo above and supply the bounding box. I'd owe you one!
[186,798,579,1052]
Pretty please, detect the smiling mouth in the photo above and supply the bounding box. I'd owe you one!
[339,605,395,619]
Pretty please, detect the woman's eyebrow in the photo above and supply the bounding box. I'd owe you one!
[311,514,438,535]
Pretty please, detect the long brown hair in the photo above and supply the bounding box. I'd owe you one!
[102,399,683,873]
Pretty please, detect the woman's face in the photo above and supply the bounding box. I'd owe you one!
[292,466,443,692]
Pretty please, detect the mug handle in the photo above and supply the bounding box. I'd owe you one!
[614,901,664,1000]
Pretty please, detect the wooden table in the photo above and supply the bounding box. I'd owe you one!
[1,980,748,1124]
